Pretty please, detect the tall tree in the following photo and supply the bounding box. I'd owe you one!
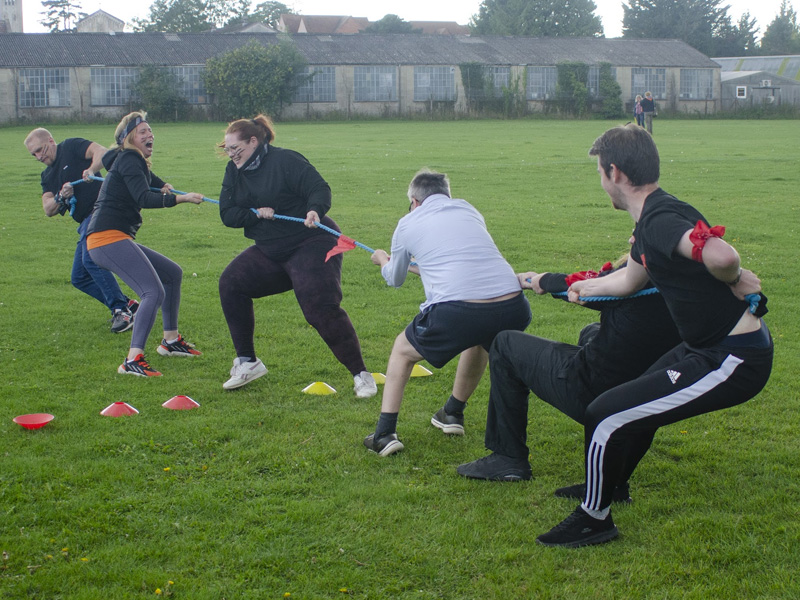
[711,12,759,56]
[223,1,292,29]
[133,0,213,32]
[622,0,732,56]
[759,0,800,55]
[363,14,422,34]
[470,0,604,37]
[39,0,85,32]
[204,39,308,119]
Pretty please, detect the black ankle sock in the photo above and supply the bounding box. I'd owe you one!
[444,395,466,416]
[375,412,398,438]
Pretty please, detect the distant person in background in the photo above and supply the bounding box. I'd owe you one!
[640,91,656,134]
[633,95,645,127]
[24,128,138,333]
[87,111,205,377]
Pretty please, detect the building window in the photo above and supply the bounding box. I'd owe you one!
[487,66,510,97]
[354,66,397,102]
[168,66,207,104]
[294,66,336,102]
[19,68,70,108]
[90,67,139,106]
[414,66,456,101]
[736,85,747,99]
[527,66,557,100]
[680,69,714,99]
[631,68,666,100]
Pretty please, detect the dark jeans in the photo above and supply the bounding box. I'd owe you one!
[219,232,367,376]
[72,219,128,314]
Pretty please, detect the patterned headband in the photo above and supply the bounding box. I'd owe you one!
[117,116,147,145]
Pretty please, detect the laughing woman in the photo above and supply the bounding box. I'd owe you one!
[217,114,377,397]
[87,111,205,377]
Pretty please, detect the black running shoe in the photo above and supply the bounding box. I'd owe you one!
[536,505,619,548]
[110,309,133,333]
[456,452,532,481]
[127,299,140,315]
[118,354,162,377]
[431,407,464,435]
[363,432,404,457]
[554,481,632,504]
[157,335,201,357]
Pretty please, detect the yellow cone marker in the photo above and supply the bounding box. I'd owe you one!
[371,372,386,384]
[302,381,337,395]
[410,365,433,377]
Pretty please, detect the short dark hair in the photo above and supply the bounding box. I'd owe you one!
[589,124,660,186]
[408,169,450,203]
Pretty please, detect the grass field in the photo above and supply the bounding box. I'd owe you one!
[1,119,799,599]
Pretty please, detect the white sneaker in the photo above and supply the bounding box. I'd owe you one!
[223,358,268,390]
[353,371,378,398]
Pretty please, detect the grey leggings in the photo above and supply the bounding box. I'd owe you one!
[89,239,183,351]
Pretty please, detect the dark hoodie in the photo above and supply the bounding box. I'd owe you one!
[86,148,177,239]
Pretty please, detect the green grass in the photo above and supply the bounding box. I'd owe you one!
[1,119,799,599]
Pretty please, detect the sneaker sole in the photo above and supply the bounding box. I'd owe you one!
[536,526,619,548]
[157,347,201,357]
[457,468,531,482]
[111,321,134,334]
[430,416,465,435]
[377,439,404,457]
[223,369,268,390]
[117,365,160,377]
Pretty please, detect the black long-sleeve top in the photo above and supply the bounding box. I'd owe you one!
[539,269,682,398]
[87,149,176,238]
[219,143,332,243]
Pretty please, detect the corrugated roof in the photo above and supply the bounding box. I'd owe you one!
[714,55,800,82]
[0,32,719,69]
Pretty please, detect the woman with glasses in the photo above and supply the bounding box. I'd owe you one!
[216,114,377,398]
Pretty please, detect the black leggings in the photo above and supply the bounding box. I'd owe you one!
[219,230,367,376]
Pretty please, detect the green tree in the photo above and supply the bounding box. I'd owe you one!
[555,62,590,116]
[39,0,85,32]
[204,39,308,120]
[622,0,734,56]
[131,66,188,121]
[470,0,604,37]
[133,0,213,32]
[760,0,800,55]
[363,14,422,33]
[597,62,624,119]
[712,12,760,56]
[224,1,292,29]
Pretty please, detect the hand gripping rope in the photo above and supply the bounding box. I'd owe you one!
[77,176,377,258]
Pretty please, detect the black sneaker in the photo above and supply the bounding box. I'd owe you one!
[431,407,464,435]
[157,335,201,357]
[536,505,619,548]
[363,432,404,457]
[456,452,532,481]
[127,299,140,315]
[110,309,133,333]
[554,481,632,504]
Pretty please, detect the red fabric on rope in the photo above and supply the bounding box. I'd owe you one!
[325,235,357,262]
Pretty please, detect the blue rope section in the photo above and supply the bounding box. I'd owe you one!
[550,287,660,302]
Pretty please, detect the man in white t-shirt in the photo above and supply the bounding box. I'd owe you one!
[364,169,531,456]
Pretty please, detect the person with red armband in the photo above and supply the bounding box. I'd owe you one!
[534,123,772,548]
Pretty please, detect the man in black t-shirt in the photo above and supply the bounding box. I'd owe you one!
[535,123,773,548]
[24,128,137,332]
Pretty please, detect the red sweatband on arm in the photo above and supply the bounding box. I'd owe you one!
[688,220,725,263]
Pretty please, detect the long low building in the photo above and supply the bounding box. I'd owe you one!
[0,32,721,123]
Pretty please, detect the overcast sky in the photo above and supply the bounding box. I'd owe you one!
[22,0,798,40]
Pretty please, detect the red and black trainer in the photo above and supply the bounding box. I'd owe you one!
[118,354,162,377]
[157,335,202,357]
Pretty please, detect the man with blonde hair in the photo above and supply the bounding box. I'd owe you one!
[24,128,137,332]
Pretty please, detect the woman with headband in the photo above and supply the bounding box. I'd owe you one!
[87,111,205,377]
